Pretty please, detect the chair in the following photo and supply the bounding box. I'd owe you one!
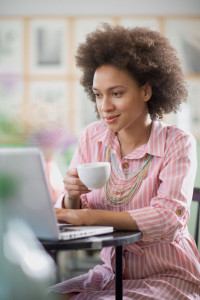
[192,188,200,248]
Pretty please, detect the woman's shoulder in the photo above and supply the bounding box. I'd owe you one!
[164,121,196,148]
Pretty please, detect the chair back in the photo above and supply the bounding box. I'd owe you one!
[192,188,200,248]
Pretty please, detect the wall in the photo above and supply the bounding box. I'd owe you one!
[0,0,200,16]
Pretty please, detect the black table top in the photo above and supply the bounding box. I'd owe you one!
[41,230,142,251]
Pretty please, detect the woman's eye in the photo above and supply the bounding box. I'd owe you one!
[94,93,101,98]
[113,91,122,97]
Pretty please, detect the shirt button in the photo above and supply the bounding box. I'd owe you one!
[176,209,182,216]
[122,162,129,169]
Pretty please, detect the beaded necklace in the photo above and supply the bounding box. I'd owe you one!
[104,146,152,207]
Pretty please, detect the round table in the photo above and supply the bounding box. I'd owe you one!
[42,230,142,300]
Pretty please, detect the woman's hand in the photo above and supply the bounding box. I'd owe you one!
[55,208,90,226]
[63,168,90,208]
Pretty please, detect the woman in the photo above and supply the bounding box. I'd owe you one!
[49,24,200,299]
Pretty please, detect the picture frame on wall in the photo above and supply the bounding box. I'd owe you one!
[0,74,25,139]
[0,19,24,74]
[29,19,68,74]
[0,75,24,118]
[28,80,69,130]
[74,81,98,135]
[165,18,200,74]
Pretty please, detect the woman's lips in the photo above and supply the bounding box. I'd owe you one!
[104,115,120,123]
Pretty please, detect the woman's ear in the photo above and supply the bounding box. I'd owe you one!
[143,82,152,102]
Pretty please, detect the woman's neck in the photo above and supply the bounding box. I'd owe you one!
[118,119,152,158]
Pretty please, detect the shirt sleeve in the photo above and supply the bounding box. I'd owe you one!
[54,128,89,209]
[128,131,197,242]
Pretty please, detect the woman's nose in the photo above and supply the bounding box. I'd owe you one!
[101,96,114,111]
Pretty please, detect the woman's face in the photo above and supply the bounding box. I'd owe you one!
[92,65,152,134]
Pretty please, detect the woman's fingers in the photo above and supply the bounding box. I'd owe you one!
[63,168,90,197]
[55,208,89,226]
[64,168,83,187]
[67,167,78,176]
[63,176,85,189]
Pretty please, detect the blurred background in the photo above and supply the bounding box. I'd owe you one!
[0,0,200,283]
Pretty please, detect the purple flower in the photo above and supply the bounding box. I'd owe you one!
[29,127,77,151]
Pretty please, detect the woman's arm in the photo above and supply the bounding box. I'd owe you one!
[63,194,80,209]
[55,208,138,231]
[127,131,197,242]
[62,168,90,209]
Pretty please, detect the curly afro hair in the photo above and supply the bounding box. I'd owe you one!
[76,23,187,120]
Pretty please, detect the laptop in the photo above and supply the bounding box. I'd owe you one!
[0,147,113,240]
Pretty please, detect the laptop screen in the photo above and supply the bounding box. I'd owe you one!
[0,148,114,241]
[0,147,59,239]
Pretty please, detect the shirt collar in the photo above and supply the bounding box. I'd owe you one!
[120,120,167,159]
[91,120,167,159]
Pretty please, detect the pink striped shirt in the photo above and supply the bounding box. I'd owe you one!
[53,120,200,299]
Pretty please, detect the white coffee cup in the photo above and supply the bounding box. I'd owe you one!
[77,162,111,190]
